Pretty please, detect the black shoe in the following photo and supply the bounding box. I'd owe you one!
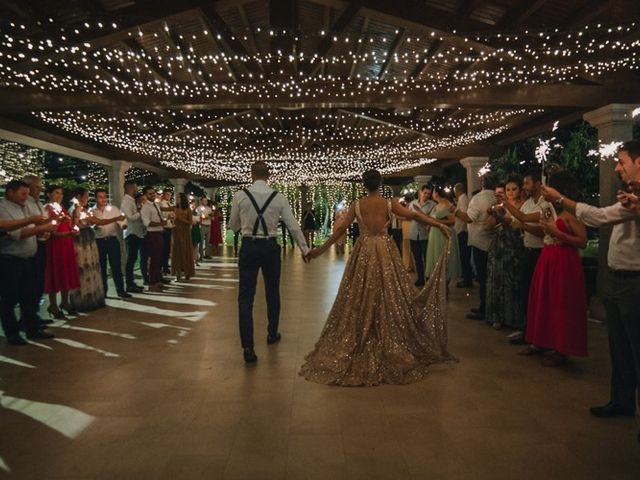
[267,333,281,345]
[40,319,54,326]
[117,291,133,299]
[60,306,78,316]
[126,285,144,293]
[590,403,635,418]
[466,312,485,321]
[161,278,172,285]
[162,269,170,275]
[6,334,27,346]
[243,348,258,363]
[26,330,55,340]
[414,281,425,288]
[457,281,473,288]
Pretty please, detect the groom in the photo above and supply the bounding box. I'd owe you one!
[229,161,310,364]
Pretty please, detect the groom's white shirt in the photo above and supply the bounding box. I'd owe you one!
[229,180,310,254]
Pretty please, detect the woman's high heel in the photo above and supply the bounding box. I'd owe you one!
[60,305,78,316]
[47,307,67,320]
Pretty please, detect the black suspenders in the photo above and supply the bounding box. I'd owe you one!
[242,189,279,236]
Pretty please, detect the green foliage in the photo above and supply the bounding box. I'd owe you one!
[490,121,599,203]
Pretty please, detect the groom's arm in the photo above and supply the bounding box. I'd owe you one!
[280,198,310,254]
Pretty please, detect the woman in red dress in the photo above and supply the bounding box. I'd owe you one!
[209,202,223,256]
[44,185,81,319]
[524,171,588,367]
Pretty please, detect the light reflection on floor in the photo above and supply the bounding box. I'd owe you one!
[0,258,225,474]
[0,390,95,439]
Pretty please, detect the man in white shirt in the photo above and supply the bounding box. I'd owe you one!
[196,197,213,259]
[0,180,57,345]
[92,189,130,299]
[409,184,436,287]
[229,161,309,364]
[140,186,166,292]
[23,174,51,324]
[454,182,472,288]
[455,173,498,320]
[160,190,174,275]
[542,141,640,437]
[121,181,145,293]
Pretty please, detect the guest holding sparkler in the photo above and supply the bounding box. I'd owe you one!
[91,189,129,299]
[69,187,108,311]
[43,184,80,319]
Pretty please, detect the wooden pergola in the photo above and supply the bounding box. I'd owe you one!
[0,0,639,185]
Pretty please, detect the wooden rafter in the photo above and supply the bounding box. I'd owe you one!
[164,110,253,136]
[307,1,363,76]
[3,82,640,110]
[377,28,405,80]
[496,0,549,28]
[348,16,370,79]
[270,0,298,76]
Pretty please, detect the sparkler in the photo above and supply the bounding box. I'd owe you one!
[477,162,492,177]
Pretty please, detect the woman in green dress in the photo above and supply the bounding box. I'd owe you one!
[426,186,461,282]
[485,175,526,330]
[190,201,202,266]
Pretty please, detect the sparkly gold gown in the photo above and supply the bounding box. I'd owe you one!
[300,200,454,386]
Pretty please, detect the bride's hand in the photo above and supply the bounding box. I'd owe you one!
[307,248,322,260]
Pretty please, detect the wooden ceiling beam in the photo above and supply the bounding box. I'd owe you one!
[496,0,549,28]
[196,1,263,77]
[270,0,298,76]
[3,82,640,111]
[377,28,406,80]
[308,1,363,76]
[410,38,443,80]
[348,16,370,79]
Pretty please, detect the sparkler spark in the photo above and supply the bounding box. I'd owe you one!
[477,162,492,177]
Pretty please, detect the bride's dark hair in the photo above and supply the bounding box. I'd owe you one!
[362,169,382,191]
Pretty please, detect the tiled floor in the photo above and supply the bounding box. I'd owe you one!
[0,246,638,479]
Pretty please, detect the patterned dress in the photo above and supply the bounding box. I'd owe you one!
[69,210,105,311]
[485,222,526,328]
[300,199,454,386]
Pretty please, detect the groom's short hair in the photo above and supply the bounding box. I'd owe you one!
[251,161,270,179]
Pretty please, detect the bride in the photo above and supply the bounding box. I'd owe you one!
[300,170,455,386]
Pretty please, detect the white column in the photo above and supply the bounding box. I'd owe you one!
[107,160,130,207]
[169,178,188,195]
[206,187,219,202]
[583,104,639,311]
[583,104,639,207]
[460,156,489,195]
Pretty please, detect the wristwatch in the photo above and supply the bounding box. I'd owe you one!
[554,196,564,207]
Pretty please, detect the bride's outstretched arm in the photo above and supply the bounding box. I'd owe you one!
[392,200,450,238]
[309,204,356,258]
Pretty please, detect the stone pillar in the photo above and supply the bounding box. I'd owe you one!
[107,160,130,207]
[169,178,188,196]
[460,157,489,195]
[583,104,639,316]
[413,175,432,188]
[583,104,638,207]
[206,188,219,202]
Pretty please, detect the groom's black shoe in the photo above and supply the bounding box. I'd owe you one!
[243,348,258,364]
[267,333,281,345]
[589,402,635,418]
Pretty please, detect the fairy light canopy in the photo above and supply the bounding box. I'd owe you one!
[0,0,639,184]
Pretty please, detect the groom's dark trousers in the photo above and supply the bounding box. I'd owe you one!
[238,237,281,349]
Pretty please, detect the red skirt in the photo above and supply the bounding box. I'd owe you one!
[525,244,588,356]
[44,231,81,293]
[210,218,223,245]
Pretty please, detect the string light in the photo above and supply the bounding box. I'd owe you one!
[1,18,638,183]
